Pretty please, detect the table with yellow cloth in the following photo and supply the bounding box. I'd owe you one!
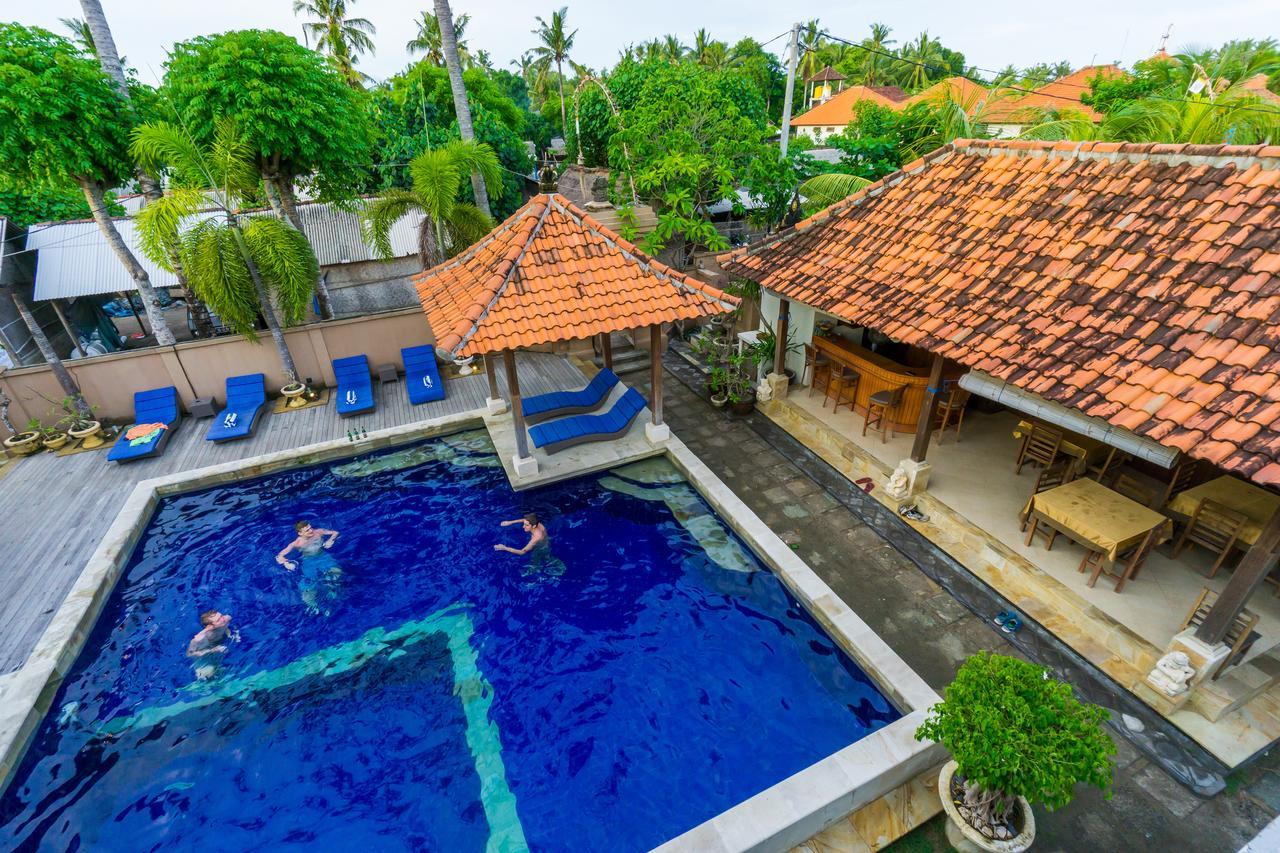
[1024,478,1172,563]
[1167,476,1280,547]
[1012,419,1109,473]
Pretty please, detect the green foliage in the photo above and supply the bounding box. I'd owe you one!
[0,178,122,226]
[915,652,1115,811]
[406,10,471,68]
[293,0,377,87]
[0,23,135,189]
[797,173,873,214]
[161,29,372,198]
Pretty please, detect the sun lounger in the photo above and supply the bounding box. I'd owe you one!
[521,368,620,425]
[205,374,267,442]
[333,355,375,417]
[107,387,181,463]
[402,345,446,405]
[529,387,647,454]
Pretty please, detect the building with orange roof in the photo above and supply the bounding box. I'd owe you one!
[803,65,847,111]
[791,84,909,143]
[1242,73,1280,105]
[981,65,1122,135]
[720,139,1280,757]
[414,192,736,474]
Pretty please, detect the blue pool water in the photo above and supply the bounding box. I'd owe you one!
[0,432,899,851]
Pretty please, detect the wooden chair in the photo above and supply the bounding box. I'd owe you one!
[862,385,906,443]
[933,385,970,443]
[1112,473,1157,508]
[1020,462,1074,532]
[1015,424,1064,475]
[1087,447,1130,485]
[1173,498,1248,578]
[803,344,830,396]
[1081,526,1159,593]
[1160,456,1200,508]
[828,365,860,413]
[1180,588,1260,679]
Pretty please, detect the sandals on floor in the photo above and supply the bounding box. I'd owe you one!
[898,504,928,522]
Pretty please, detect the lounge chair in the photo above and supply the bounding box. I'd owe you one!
[205,374,267,443]
[521,368,620,425]
[529,387,647,454]
[402,345,446,405]
[333,355,375,417]
[107,387,181,463]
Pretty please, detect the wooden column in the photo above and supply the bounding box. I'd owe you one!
[600,332,613,371]
[1197,507,1280,645]
[773,299,789,377]
[503,350,531,460]
[909,354,946,463]
[650,324,663,425]
[484,353,500,400]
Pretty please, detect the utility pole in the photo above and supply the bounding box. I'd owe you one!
[779,22,800,159]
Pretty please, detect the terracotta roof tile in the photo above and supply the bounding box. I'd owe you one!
[414,194,736,357]
[720,139,1280,485]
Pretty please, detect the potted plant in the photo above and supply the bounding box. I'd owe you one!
[40,424,68,451]
[724,351,758,416]
[51,396,104,448]
[281,381,309,408]
[4,417,44,456]
[708,366,729,407]
[751,319,800,382]
[916,652,1115,852]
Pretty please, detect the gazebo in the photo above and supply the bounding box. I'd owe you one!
[414,192,737,477]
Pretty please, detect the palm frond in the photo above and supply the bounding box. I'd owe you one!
[408,149,463,222]
[133,187,207,269]
[443,139,503,198]
[131,122,213,189]
[797,173,873,214]
[241,216,320,326]
[362,190,424,260]
[442,204,496,259]
[209,119,261,198]
[180,222,260,339]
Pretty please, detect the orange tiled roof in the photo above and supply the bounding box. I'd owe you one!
[982,65,1121,124]
[414,193,737,357]
[1242,74,1280,105]
[720,139,1280,485]
[792,85,908,126]
[806,66,846,83]
[903,77,991,109]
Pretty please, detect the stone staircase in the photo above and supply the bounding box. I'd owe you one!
[1190,650,1280,722]
[595,332,650,375]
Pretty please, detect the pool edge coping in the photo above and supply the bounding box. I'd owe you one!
[0,414,943,853]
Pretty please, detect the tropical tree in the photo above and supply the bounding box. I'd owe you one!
[898,32,948,91]
[434,0,491,218]
[163,29,375,320]
[131,121,317,383]
[3,288,92,418]
[796,172,872,214]
[293,0,377,88]
[797,20,826,82]
[529,7,577,134]
[0,24,177,346]
[58,17,96,55]
[407,10,471,68]
[364,140,500,269]
[859,23,896,87]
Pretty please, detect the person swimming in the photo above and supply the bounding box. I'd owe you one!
[187,610,234,680]
[495,513,564,577]
[276,520,342,613]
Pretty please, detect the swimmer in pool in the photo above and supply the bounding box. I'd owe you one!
[187,610,234,680]
[276,520,343,613]
[494,513,547,555]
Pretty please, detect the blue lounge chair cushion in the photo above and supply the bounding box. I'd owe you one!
[333,355,375,416]
[529,388,647,451]
[206,374,267,442]
[107,387,181,462]
[402,345,446,405]
[522,368,620,423]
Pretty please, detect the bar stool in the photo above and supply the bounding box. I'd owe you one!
[862,385,906,443]
[824,364,859,411]
[798,343,829,394]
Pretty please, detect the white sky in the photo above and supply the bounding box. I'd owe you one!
[14,0,1279,87]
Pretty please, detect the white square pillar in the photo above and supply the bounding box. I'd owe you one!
[512,454,539,478]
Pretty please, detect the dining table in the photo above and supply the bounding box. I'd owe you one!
[1012,419,1109,475]
[1166,475,1280,548]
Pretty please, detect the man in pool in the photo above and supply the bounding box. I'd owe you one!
[187,610,233,680]
[495,513,564,577]
[276,520,342,613]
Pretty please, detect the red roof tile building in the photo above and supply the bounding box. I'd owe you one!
[721,139,1280,485]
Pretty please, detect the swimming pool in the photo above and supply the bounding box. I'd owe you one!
[0,429,905,851]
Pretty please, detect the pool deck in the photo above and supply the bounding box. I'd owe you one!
[0,351,585,675]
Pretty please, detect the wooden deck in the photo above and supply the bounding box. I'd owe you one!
[0,352,584,674]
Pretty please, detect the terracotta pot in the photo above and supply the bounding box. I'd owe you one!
[4,431,41,456]
[938,760,1035,853]
[42,432,69,451]
[728,394,756,417]
[68,420,104,449]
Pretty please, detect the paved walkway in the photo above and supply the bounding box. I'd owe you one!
[638,363,1280,852]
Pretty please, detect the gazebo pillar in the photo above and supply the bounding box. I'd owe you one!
[483,354,506,414]
[503,350,538,477]
[599,332,613,371]
[646,324,669,444]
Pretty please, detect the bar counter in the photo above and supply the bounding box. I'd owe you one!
[811,334,934,431]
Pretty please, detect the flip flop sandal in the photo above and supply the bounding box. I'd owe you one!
[898,504,929,522]
[854,477,875,494]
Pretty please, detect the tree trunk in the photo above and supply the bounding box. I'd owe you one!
[227,220,299,384]
[556,58,569,144]
[10,291,92,418]
[79,176,176,347]
[433,0,491,218]
[78,0,163,203]
[172,254,216,338]
[418,217,445,269]
[0,389,16,436]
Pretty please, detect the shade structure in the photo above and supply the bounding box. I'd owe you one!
[413,193,737,358]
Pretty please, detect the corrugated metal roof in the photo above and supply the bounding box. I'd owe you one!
[26,201,424,301]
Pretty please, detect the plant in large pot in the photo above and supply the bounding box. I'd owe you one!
[4,417,44,456]
[915,652,1114,852]
[750,319,800,383]
[50,396,104,448]
[724,351,758,417]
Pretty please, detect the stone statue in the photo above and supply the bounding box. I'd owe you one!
[755,377,774,403]
[1146,651,1196,697]
[885,463,911,500]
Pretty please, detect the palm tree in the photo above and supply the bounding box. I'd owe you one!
[364,140,500,269]
[406,10,471,68]
[530,7,577,135]
[860,23,896,87]
[691,28,714,65]
[4,289,92,418]
[131,121,318,383]
[293,0,377,88]
[797,20,826,82]
[434,0,491,218]
[660,34,686,63]
[797,173,873,215]
[77,0,178,346]
[59,17,96,55]
[899,32,947,91]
